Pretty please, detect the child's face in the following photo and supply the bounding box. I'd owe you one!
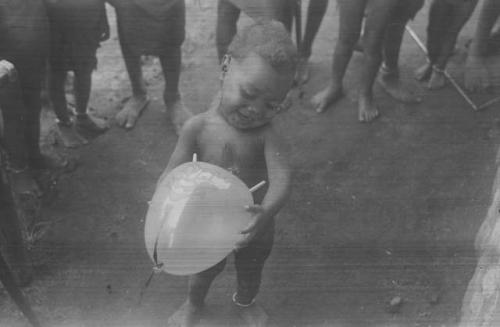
[219,52,293,130]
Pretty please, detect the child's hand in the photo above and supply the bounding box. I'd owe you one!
[235,204,271,249]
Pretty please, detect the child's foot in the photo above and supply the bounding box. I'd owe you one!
[311,84,343,113]
[166,301,203,327]
[75,113,109,136]
[233,301,269,327]
[358,96,379,123]
[167,99,192,135]
[414,62,432,81]
[115,94,150,130]
[294,57,310,85]
[378,70,422,103]
[57,120,88,148]
[427,68,447,90]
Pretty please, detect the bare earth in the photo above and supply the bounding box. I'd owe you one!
[2,1,500,326]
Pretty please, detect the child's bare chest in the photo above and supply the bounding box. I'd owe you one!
[197,123,266,179]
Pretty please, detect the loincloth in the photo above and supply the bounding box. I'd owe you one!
[45,0,106,71]
[112,0,185,57]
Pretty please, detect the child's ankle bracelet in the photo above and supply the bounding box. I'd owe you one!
[232,292,255,307]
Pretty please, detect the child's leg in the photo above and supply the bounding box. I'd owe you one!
[159,47,192,135]
[295,0,328,84]
[73,62,108,134]
[427,0,478,89]
[311,0,366,113]
[48,33,89,147]
[216,0,241,62]
[415,0,449,81]
[167,259,227,327]
[357,0,398,122]
[300,0,329,59]
[115,41,149,130]
[378,0,423,102]
[233,225,274,327]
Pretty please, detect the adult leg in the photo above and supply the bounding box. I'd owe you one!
[311,0,366,113]
[115,39,149,129]
[296,0,329,84]
[414,0,448,81]
[48,45,88,148]
[0,181,33,286]
[216,0,241,62]
[73,62,108,135]
[357,0,398,122]
[160,47,192,135]
[167,259,226,327]
[378,0,424,102]
[0,78,38,194]
[427,0,478,89]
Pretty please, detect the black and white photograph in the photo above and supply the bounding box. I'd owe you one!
[2,0,500,326]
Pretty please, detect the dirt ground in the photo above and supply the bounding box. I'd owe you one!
[2,1,500,326]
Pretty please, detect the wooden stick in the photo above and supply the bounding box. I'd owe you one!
[249,181,266,193]
[478,95,500,111]
[405,25,479,111]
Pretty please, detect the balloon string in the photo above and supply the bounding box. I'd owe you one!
[249,181,266,193]
[137,263,163,306]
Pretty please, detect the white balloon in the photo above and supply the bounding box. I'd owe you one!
[144,161,254,275]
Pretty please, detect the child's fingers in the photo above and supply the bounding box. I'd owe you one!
[244,204,263,213]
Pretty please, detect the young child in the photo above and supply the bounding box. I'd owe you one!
[161,21,296,327]
[0,0,50,194]
[108,0,191,133]
[45,0,110,148]
[312,0,424,122]
[415,0,478,90]
[465,0,500,92]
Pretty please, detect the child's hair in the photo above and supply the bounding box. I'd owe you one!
[227,20,298,75]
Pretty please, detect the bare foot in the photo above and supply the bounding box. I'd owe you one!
[166,301,203,327]
[294,57,310,85]
[57,122,88,148]
[414,62,432,81]
[167,100,193,135]
[75,113,109,136]
[115,94,150,130]
[378,72,422,103]
[427,70,446,90]
[234,302,269,327]
[358,96,379,123]
[311,84,343,113]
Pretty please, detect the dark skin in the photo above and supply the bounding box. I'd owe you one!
[464,0,500,92]
[163,52,292,327]
[47,0,110,147]
[313,0,425,121]
[295,0,329,84]
[415,0,478,90]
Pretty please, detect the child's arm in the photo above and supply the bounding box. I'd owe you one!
[156,115,203,187]
[238,128,291,247]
